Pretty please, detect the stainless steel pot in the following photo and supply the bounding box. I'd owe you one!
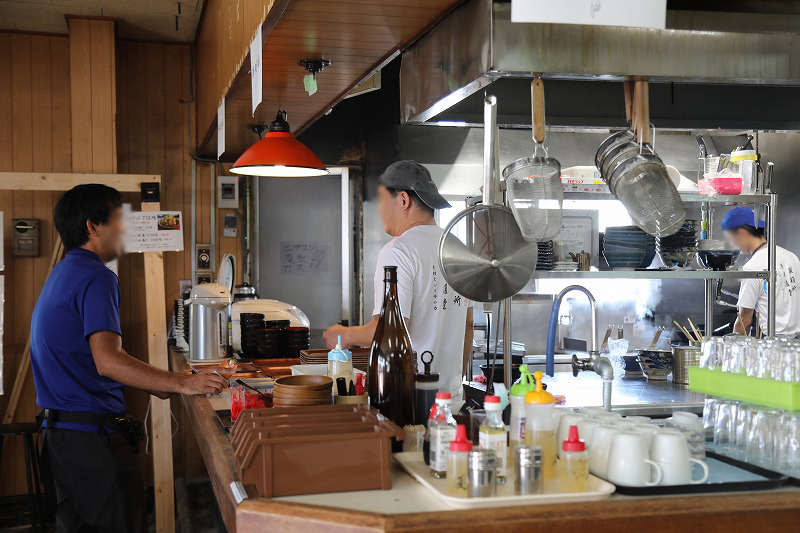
[673,344,702,385]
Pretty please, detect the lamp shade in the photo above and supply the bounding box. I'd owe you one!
[230,111,328,177]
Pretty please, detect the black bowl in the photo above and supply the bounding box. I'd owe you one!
[265,320,291,329]
[240,313,265,321]
[697,250,740,271]
[479,363,522,383]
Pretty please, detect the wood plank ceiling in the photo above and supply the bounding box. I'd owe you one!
[201,0,463,161]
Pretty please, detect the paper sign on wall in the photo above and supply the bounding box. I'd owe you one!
[250,26,262,117]
[511,0,666,29]
[124,211,185,253]
[217,99,225,158]
[280,241,330,275]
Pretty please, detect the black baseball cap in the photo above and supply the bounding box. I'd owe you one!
[377,160,451,210]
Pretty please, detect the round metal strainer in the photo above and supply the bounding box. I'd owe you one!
[438,204,538,303]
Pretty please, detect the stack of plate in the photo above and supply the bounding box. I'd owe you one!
[272,375,332,408]
[602,226,656,270]
[536,240,555,271]
[301,348,371,372]
[657,219,698,268]
[553,261,579,272]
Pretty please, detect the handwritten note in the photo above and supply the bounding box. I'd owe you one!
[124,211,184,253]
[280,241,329,275]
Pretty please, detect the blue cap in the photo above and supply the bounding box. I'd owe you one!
[721,207,765,231]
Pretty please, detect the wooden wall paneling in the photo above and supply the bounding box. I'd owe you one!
[26,36,55,434]
[9,33,34,497]
[0,31,16,497]
[51,37,72,175]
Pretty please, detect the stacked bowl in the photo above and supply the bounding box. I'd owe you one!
[240,313,266,359]
[536,240,555,271]
[272,375,332,408]
[657,220,698,268]
[602,226,655,270]
[286,326,311,357]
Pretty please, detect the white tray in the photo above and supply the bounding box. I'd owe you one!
[394,451,615,509]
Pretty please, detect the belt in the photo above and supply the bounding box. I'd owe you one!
[41,409,144,453]
[43,409,119,427]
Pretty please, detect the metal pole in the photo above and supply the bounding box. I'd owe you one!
[768,192,778,336]
[483,96,497,206]
[503,298,513,389]
[704,279,714,337]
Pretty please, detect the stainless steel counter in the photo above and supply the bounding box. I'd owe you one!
[546,372,705,416]
[468,371,705,416]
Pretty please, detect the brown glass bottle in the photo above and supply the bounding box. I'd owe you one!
[368,266,416,427]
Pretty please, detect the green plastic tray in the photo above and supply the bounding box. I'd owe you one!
[688,366,800,410]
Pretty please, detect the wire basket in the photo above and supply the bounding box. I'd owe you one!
[503,146,563,242]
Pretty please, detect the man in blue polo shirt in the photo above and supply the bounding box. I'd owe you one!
[31,184,226,532]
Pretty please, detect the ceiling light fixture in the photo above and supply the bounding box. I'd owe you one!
[230,110,328,177]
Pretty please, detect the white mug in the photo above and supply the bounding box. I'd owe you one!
[596,412,623,425]
[577,418,602,448]
[651,430,709,486]
[588,425,620,478]
[624,415,653,425]
[557,414,585,457]
[631,424,659,450]
[670,411,703,432]
[607,431,663,487]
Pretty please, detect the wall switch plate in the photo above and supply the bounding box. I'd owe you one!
[218,175,239,209]
[196,271,212,284]
[196,244,212,270]
[13,218,39,257]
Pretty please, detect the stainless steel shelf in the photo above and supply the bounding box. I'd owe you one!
[562,192,772,203]
[534,270,767,280]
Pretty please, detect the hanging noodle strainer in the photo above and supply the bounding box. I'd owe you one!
[503,125,564,242]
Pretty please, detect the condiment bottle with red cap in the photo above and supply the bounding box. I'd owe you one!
[479,395,508,482]
[560,425,589,492]
[524,371,557,481]
[429,392,457,478]
[447,425,472,496]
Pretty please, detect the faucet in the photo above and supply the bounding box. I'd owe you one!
[545,284,614,411]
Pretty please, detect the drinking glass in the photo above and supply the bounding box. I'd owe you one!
[469,409,486,445]
[779,411,800,473]
[739,337,759,376]
[720,336,743,373]
[778,341,800,383]
[703,398,719,441]
[713,400,739,451]
[700,337,724,370]
[756,338,781,379]
[745,409,782,468]
[733,404,758,459]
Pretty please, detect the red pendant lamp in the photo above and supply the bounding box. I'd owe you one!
[230,110,328,177]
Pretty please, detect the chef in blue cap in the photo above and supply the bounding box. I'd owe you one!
[722,207,800,337]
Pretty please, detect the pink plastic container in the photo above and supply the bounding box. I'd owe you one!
[699,175,742,195]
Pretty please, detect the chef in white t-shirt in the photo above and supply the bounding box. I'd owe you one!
[722,207,800,337]
[323,160,474,400]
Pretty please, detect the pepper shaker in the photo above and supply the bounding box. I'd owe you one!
[467,449,497,498]
[515,445,543,495]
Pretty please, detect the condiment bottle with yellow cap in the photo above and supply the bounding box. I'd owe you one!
[524,371,557,481]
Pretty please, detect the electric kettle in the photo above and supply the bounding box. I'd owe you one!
[188,283,232,361]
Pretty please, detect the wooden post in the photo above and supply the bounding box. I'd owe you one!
[142,200,176,533]
[632,79,650,143]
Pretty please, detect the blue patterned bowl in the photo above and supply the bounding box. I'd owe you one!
[635,349,673,380]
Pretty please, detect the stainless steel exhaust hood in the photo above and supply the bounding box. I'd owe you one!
[400,0,800,125]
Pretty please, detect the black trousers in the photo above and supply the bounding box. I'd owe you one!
[44,428,146,533]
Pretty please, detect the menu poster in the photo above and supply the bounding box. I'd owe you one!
[124,211,185,253]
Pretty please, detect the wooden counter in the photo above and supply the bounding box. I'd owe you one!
[170,350,800,532]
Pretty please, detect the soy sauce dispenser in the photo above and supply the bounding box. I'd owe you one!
[415,351,439,424]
